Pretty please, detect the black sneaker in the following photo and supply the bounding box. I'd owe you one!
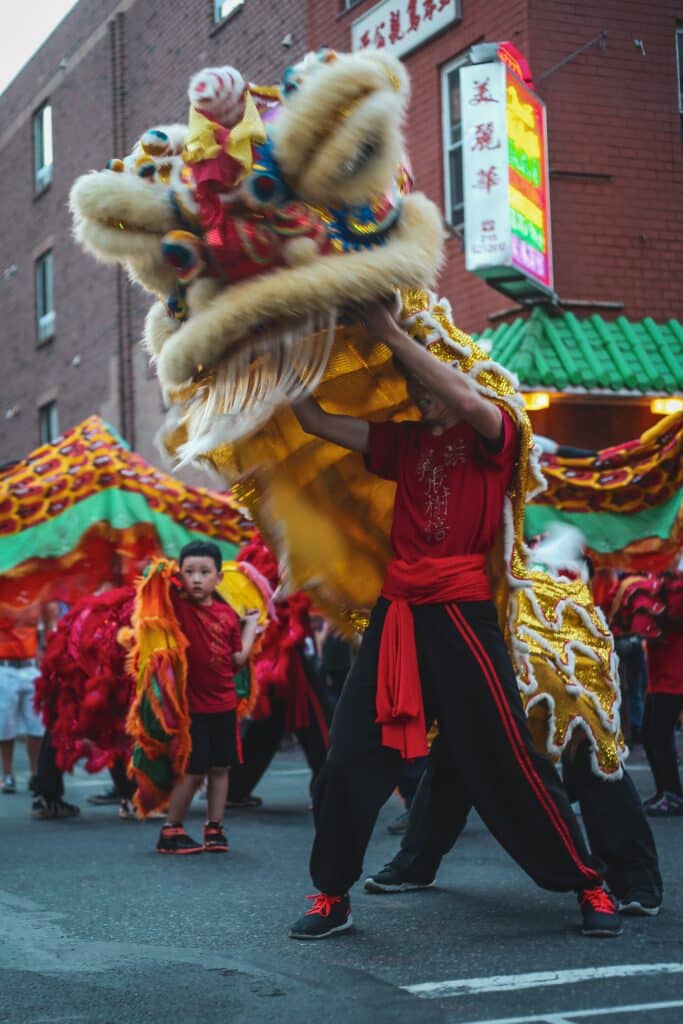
[364,863,434,894]
[87,786,120,806]
[617,892,662,916]
[645,792,683,817]
[226,794,263,809]
[156,824,203,854]
[31,797,80,819]
[289,893,353,939]
[578,886,623,937]
[203,820,229,852]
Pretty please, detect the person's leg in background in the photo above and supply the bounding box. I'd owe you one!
[0,666,21,793]
[627,640,648,745]
[16,664,45,782]
[31,729,79,818]
[387,755,428,834]
[228,693,286,805]
[109,756,138,819]
[642,692,683,816]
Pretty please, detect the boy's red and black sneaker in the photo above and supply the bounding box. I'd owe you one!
[156,824,203,855]
[289,893,353,940]
[578,886,623,937]
[203,820,229,852]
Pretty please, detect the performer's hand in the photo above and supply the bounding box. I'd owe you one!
[359,299,402,343]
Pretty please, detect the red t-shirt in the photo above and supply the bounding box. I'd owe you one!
[646,627,683,695]
[171,589,242,713]
[365,411,517,560]
[0,625,38,660]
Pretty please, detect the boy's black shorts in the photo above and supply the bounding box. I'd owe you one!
[187,710,238,775]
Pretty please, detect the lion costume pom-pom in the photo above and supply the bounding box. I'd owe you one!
[188,65,246,128]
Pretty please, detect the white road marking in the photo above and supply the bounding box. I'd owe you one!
[455,1000,683,1024]
[404,963,683,999]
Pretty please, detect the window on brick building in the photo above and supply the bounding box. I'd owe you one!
[677,28,683,114]
[38,401,59,445]
[441,55,468,232]
[342,0,364,10]
[214,0,244,23]
[35,250,55,345]
[33,102,53,195]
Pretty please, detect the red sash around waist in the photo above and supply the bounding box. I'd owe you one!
[377,554,491,759]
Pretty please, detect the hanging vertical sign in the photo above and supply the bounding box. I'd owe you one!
[460,60,554,297]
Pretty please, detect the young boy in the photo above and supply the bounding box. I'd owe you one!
[156,540,259,854]
[288,301,622,939]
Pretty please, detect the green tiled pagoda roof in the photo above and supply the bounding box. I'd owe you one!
[479,308,683,395]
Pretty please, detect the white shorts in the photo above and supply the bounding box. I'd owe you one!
[0,664,45,740]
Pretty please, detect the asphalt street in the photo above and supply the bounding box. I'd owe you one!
[1,740,682,1024]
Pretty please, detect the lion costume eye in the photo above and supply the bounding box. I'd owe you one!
[340,137,379,179]
[245,170,289,207]
[281,67,301,95]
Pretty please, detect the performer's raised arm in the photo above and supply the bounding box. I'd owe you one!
[293,394,370,455]
[361,302,503,443]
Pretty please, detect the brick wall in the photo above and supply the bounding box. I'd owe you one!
[0,0,308,467]
[0,4,120,466]
[529,0,683,323]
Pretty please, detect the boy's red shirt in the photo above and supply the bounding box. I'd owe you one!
[170,588,242,713]
[366,410,517,560]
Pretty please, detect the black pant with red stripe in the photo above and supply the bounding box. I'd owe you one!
[310,598,602,896]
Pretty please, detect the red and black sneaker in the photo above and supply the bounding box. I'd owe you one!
[289,893,353,940]
[156,824,203,855]
[578,886,623,937]
[203,820,230,852]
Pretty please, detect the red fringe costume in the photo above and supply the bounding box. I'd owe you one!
[238,538,329,740]
[34,587,136,774]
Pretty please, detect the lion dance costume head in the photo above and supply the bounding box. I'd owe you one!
[71,49,625,779]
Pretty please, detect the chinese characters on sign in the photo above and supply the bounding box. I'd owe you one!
[351,0,461,60]
[460,63,510,266]
[460,61,554,295]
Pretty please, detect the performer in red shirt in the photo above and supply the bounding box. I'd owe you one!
[288,302,622,939]
[156,541,259,855]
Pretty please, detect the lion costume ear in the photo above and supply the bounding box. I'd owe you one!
[272,49,410,209]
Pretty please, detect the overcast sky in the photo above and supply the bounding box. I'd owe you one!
[0,0,79,95]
